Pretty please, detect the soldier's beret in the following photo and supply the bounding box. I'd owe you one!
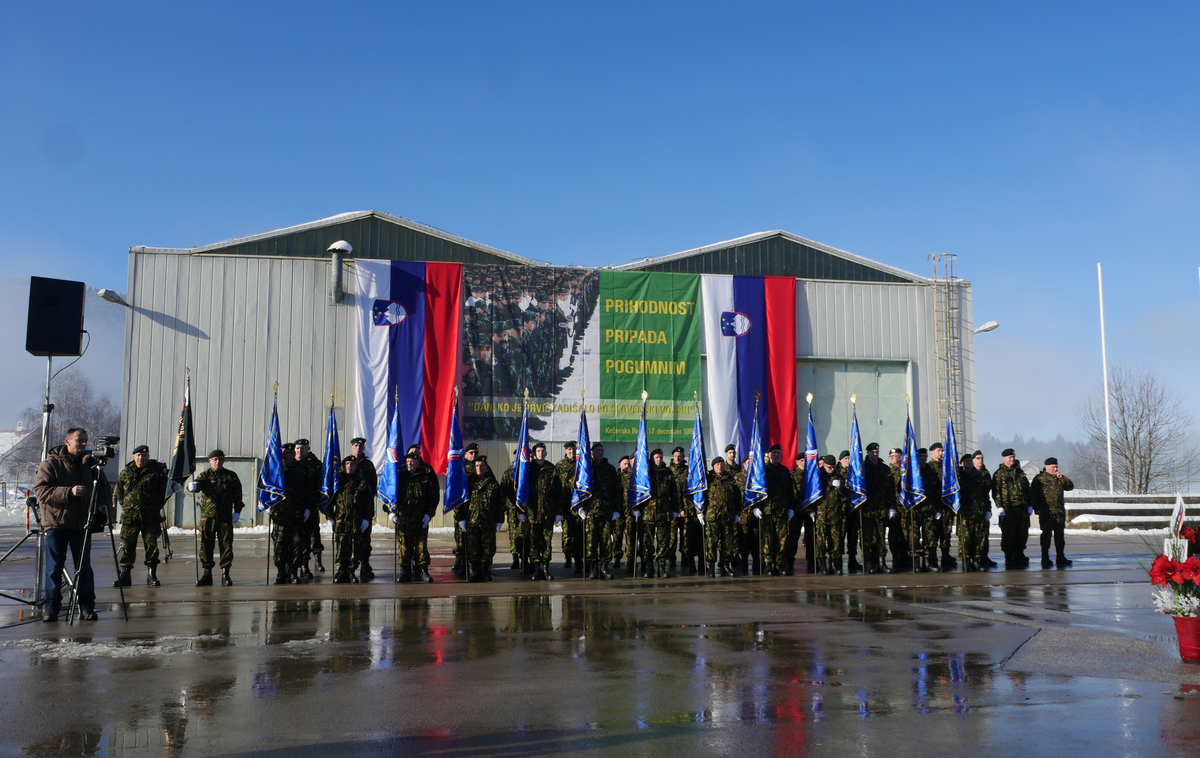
[294,438,310,447]
[464,442,479,452]
[712,456,724,466]
[532,442,546,452]
[889,447,903,455]
[206,449,225,459]
[1044,457,1058,466]
[821,455,836,466]
[405,452,420,461]
[917,447,928,455]
[839,450,850,459]
[795,452,805,461]
[1001,448,1015,457]
[724,444,737,453]
[618,455,630,463]
[672,446,685,455]
[972,450,983,457]
[650,448,663,457]
[350,437,366,446]
[477,455,488,462]
[591,442,604,451]
[929,442,943,451]
[132,444,149,455]
[282,443,294,450]
[406,444,421,454]
[866,442,879,451]
[768,444,782,453]
[562,441,576,450]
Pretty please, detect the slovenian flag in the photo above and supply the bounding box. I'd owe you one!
[701,275,797,466]
[354,260,461,475]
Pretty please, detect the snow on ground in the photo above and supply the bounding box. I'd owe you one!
[0,634,225,660]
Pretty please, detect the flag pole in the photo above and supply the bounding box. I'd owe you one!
[754,392,765,577]
[853,393,865,575]
[521,388,530,580]
[329,392,337,576]
[392,386,400,585]
[906,395,916,575]
[266,381,278,587]
[186,370,200,583]
[581,388,589,581]
[695,391,707,578]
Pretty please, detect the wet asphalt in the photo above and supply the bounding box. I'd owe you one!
[0,527,1197,757]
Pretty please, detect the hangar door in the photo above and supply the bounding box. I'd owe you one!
[797,360,909,459]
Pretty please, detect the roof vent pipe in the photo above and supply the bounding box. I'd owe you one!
[328,240,352,304]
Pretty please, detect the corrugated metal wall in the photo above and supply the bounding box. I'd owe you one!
[628,236,912,282]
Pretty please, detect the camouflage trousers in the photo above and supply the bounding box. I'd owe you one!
[635,520,672,564]
[583,511,613,563]
[611,514,626,561]
[530,521,555,563]
[736,516,758,559]
[271,517,303,571]
[761,512,786,562]
[920,513,943,560]
[899,508,926,556]
[957,511,988,560]
[666,513,682,561]
[815,504,845,559]
[562,510,584,560]
[781,512,806,563]
[198,517,233,569]
[453,519,461,557]
[333,522,361,573]
[357,520,374,567]
[118,518,162,568]
[396,523,432,568]
[857,512,884,559]
[507,508,529,557]
[297,511,324,564]
[704,517,737,563]
[679,513,704,559]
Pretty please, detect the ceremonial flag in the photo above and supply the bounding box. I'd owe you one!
[377,401,403,513]
[848,409,867,510]
[701,274,798,465]
[257,398,285,512]
[802,407,822,508]
[1171,494,1186,537]
[354,260,461,474]
[442,392,469,514]
[900,414,925,510]
[628,403,651,508]
[942,418,962,514]
[743,399,768,508]
[513,402,532,512]
[167,374,196,492]
[571,406,593,510]
[687,404,707,510]
[318,401,341,516]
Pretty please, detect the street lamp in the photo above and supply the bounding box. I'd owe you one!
[98,289,129,307]
[973,321,999,334]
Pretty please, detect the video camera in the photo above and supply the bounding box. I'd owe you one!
[89,435,120,466]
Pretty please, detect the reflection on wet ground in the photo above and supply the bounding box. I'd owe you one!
[2,532,1199,756]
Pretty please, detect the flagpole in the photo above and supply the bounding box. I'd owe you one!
[266,381,278,587]
[906,395,916,575]
[753,392,765,577]
[522,388,530,580]
[695,391,707,578]
[580,389,590,581]
[186,370,201,583]
[1098,263,1114,494]
[853,394,866,575]
[392,386,400,585]
[329,392,337,576]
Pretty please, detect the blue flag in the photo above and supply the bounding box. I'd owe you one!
[942,418,961,514]
[318,402,341,516]
[849,409,867,510]
[513,403,532,512]
[628,404,651,508]
[257,398,285,512]
[378,400,403,513]
[571,406,593,510]
[443,394,469,514]
[802,407,822,508]
[900,414,925,511]
[687,405,707,511]
[743,399,767,508]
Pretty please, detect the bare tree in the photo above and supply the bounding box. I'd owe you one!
[1077,364,1199,494]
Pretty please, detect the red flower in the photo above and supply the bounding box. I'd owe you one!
[1185,527,1198,544]
[1151,554,1175,586]
[1181,556,1200,583]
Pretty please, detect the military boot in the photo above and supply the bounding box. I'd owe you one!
[314,553,325,573]
[1041,551,1054,569]
[982,555,999,568]
[483,563,494,582]
[641,561,654,578]
[418,565,433,583]
[1056,553,1073,567]
[563,555,573,570]
[600,562,613,580]
[722,561,735,577]
[928,553,941,573]
[113,567,131,588]
[533,562,546,581]
[574,559,584,576]
[543,562,555,581]
[273,570,291,585]
[780,560,795,576]
[848,556,863,574]
[941,549,957,569]
[221,567,233,586]
[452,556,465,575]
[510,556,521,571]
[360,560,375,580]
[468,562,484,582]
[196,568,213,586]
[334,570,351,584]
[397,565,412,583]
[656,561,670,578]
[147,566,160,587]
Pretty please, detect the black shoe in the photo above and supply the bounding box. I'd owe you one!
[314,554,326,573]
[510,557,521,570]
[452,556,464,575]
[113,568,132,587]
[147,567,161,587]
[334,570,351,584]
[982,556,999,568]
[706,563,717,577]
[848,557,862,574]
[574,561,584,575]
[600,562,613,580]
[42,610,59,622]
[588,563,600,580]
[543,562,555,581]
[418,566,433,583]
[916,557,931,573]
[483,566,493,582]
[1056,555,1073,567]
[397,566,412,583]
[196,568,214,586]
[360,561,374,580]
[657,561,670,578]
[564,556,573,569]
[468,562,484,582]
[641,563,654,578]
[534,563,546,581]
[221,567,233,586]
[79,609,98,621]
[722,561,736,577]
[1041,555,1054,569]
[942,553,958,568]
[274,571,291,585]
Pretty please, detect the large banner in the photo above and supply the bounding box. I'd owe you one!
[461,265,701,443]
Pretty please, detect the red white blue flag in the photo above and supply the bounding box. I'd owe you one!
[354,260,461,475]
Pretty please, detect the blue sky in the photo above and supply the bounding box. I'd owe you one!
[1,2,1198,441]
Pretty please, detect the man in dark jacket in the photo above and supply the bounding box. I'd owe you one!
[33,428,100,621]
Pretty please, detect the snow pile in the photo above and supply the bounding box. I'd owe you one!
[0,634,225,660]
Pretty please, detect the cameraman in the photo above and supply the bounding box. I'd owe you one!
[33,428,100,621]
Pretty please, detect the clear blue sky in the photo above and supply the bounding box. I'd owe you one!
[2,2,1198,442]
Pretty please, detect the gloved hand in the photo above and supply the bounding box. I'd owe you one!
[360,519,370,532]
[1027,506,1034,515]
[231,512,240,524]
[496,523,503,532]
[787,509,794,519]
[555,514,562,524]
[734,515,740,523]
[422,514,431,528]
[612,511,620,521]
[389,513,398,524]
[998,508,1006,517]
[888,509,896,519]
[810,512,816,521]
[458,519,467,530]
[518,513,526,523]
[633,510,641,521]
[753,507,763,520]
[831,479,842,488]
[697,512,706,526]
[261,508,271,517]
[187,480,200,493]
[671,512,678,520]
[986,510,993,520]
[303,509,311,522]
[935,511,942,520]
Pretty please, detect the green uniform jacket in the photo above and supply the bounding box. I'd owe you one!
[529,459,563,523]
[864,457,895,516]
[580,457,622,517]
[280,457,316,519]
[555,456,577,508]
[763,462,794,516]
[641,465,678,523]
[194,467,244,520]
[333,470,374,524]
[114,459,169,523]
[669,461,690,511]
[706,470,740,521]
[406,458,440,514]
[466,473,503,529]
[921,460,944,514]
[992,464,1030,511]
[402,464,439,521]
[1029,470,1074,521]
[354,454,378,498]
[829,464,852,514]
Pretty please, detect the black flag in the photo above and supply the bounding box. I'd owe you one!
[167,374,196,490]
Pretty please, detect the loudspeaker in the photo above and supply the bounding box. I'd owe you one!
[26,276,86,357]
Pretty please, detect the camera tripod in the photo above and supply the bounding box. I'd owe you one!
[65,463,128,624]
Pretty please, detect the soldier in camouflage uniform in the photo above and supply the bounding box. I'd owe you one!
[575,442,622,579]
[458,457,504,582]
[734,455,757,576]
[889,448,917,572]
[956,451,989,571]
[272,445,311,584]
[1030,457,1074,568]
[501,460,530,574]
[971,452,997,567]
[790,454,817,574]
[814,455,844,574]
[332,457,374,583]
[669,447,703,575]
[396,452,440,582]
[723,444,742,475]
[640,449,679,578]
[612,456,630,569]
[915,447,943,573]
[348,437,378,579]
[113,444,169,588]
[189,449,244,587]
[932,443,958,569]
[993,448,1031,568]
[703,457,740,576]
[555,442,584,574]
[759,444,794,576]
[452,443,479,576]
[292,439,324,579]
[861,443,892,574]
[530,443,565,579]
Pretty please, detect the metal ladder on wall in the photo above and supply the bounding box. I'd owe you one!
[929,253,965,438]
